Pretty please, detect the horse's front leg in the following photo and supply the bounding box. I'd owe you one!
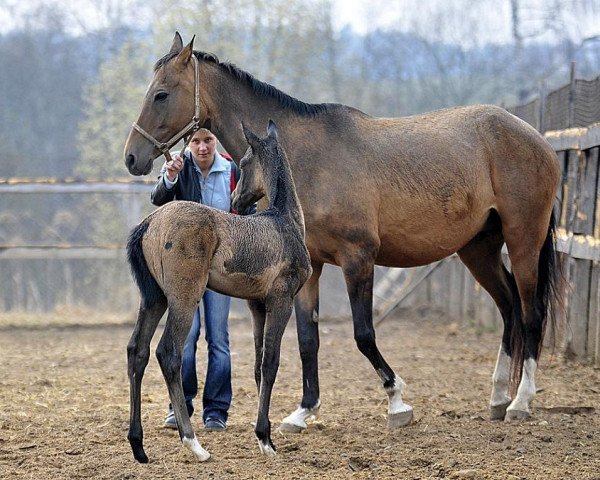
[127,299,166,463]
[255,297,294,455]
[156,301,210,462]
[279,261,323,433]
[341,252,413,429]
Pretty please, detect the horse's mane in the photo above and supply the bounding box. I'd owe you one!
[154,50,332,117]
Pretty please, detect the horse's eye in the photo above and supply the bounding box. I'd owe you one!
[154,92,168,102]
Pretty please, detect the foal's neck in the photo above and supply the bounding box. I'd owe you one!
[266,151,304,235]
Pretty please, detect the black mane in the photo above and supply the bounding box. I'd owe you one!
[154,50,331,117]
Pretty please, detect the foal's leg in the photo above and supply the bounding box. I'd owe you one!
[340,251,412,429]
[280,260,323,433]
[255,297,294,456]
[156,297,210,461]
[127,298,167,463]
[247,300,266,391]
[457,227,517,421]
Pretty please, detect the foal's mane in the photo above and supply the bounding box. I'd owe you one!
[154,50,332,117]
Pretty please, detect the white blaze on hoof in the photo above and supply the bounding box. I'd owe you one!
[278,402,320,433]
[257,440,276,456]
[182,435,211,462]
[387,375,412,428]
[490,402,511,421]
[388,406,413,429]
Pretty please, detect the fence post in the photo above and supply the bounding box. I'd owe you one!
[568,61,576,128]
[538,81,546,133]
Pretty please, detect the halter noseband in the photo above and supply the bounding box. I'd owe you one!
[131,54,202,163]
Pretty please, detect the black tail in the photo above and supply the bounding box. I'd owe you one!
[126,219,164,308]
[510,209,563,390]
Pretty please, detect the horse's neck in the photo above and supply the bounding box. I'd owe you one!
[203,66,295,159]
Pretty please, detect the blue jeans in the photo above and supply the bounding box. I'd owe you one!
[170,289,232,424]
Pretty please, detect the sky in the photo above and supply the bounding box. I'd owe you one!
[1,0,600,47]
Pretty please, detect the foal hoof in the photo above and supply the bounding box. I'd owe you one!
[388,409,413,429]
[504,409,530,422]
[490,402,511,421]
[182,435,211,462]
[278,405,320,433]
[258,439,277,457]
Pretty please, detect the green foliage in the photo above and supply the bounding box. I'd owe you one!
[77,38,152,178]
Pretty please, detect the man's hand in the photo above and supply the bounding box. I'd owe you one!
[165,153,184,181]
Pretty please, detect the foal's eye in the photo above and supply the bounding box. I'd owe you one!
[154,92,168,102]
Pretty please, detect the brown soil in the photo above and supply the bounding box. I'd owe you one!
[0,309,598,479]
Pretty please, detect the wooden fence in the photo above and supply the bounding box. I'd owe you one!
[376,125,600,365]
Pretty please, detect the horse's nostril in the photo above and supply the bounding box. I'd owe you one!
[126,154,136,171]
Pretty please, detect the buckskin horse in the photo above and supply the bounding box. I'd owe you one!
[124,33,561,442]
[126,121,311,461]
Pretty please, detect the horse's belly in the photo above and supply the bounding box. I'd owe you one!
[207,270,269,300]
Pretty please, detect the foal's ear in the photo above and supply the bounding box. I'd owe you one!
[170,32,184,54]
[174,35,195,68]
[267,119,278,141]
[242,122,260,149]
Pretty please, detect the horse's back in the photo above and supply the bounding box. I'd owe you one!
[292,104,560,268]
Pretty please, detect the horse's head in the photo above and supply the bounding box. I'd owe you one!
[124,33,201,175]
[231,120,280,212]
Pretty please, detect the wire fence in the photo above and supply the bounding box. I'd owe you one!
[507,63,600,132]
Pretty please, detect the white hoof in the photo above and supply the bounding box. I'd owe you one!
[278,403,320,433]
[258,440,276,457]
[388,404,413,429]
[182,435,211,462]
[504,409,530,422]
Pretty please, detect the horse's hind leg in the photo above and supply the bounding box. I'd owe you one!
[501,209,555,421]
[340,249,412,429]
[457,220,517,421]
[280,260,323,433]
[156,297,210,461]
[127,298,167,463]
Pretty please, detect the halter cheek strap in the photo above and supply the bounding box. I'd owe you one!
[131,54,202,163]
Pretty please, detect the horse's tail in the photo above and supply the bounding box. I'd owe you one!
[126,218,164,308]
[510,209,562,390]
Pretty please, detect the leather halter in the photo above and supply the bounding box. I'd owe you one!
[131,54,201,163]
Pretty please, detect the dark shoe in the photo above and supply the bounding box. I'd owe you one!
[204,417,226,431]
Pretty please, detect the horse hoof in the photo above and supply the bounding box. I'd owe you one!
[388,409,413,429]
[504,409,530,422]
[258,439,277,457]
[490,402,511,421]
[277,422,305,434]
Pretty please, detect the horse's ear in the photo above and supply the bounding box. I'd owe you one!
[267,119,278,141]
[175,35,195,68]
[170,32,184,54]
[242,122,260,149]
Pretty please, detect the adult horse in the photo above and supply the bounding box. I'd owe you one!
[124,33,561,433]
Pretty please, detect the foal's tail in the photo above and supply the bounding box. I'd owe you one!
[126,218,164,308]
[510,209,563,389]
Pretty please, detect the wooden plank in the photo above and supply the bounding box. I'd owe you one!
[580,124,600,151]
[564,150,582,232]
[0,247,124,260]
[574,147,599,235]
[566,259,592,359]
[589,263,600,366]
[555,151,567,228]
[544,128,583,151]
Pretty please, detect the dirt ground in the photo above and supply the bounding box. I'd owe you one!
[0,307,599,480]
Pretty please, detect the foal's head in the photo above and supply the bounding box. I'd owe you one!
[231,120,281,212]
